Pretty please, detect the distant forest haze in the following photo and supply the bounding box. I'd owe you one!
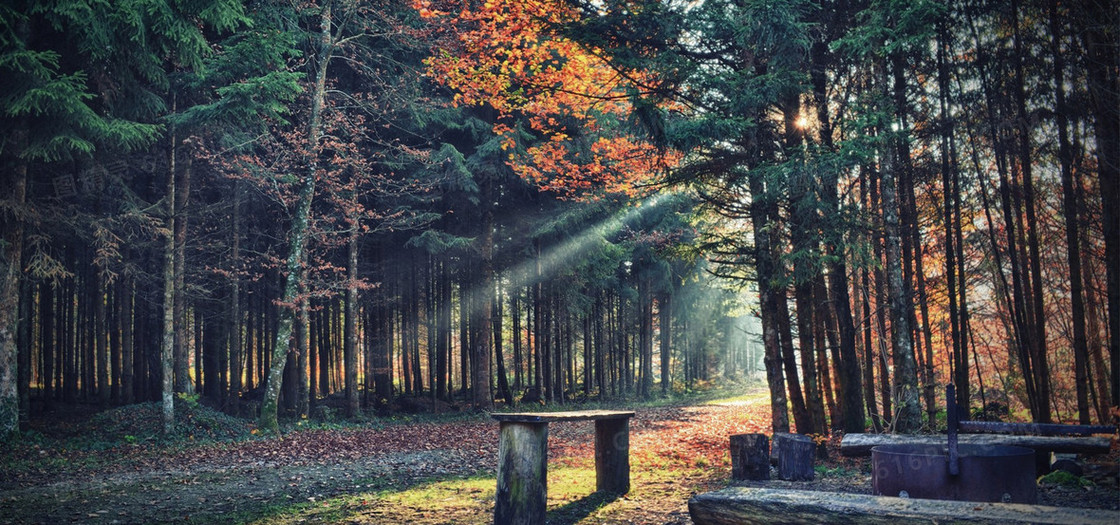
[0,0,1116,439]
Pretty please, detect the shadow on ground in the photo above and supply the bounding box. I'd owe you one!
[547,490,624,525]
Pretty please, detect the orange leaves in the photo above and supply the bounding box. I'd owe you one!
[415,0,678,199]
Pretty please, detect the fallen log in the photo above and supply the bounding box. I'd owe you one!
[688,487,1120,525]
[840,433,1112,457]
[958,420,1115,436]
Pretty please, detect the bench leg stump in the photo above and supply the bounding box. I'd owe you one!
[496,422,548,525]
[594,418,630,494]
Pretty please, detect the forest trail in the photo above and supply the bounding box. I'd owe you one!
[0,392,772,524]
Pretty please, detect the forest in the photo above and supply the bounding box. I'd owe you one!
[0,0,1116,443]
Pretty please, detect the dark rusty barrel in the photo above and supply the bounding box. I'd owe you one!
[872,444,1037,503]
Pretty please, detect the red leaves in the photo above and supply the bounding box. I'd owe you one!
[416,0,680,200]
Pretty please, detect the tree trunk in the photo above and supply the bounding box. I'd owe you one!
[493,279,513,406]
[345,227,360,418]
[1011,0,1052,423]
[937,19,968,418]
[0,155,26,436]
[259,0,332,434]
[881,57,920,433]
[659,294,671,395]
[471,180,495,409]
[749,172,790,434]
[1049,0,1091,424]
[370,248,393,412]
[1079,0,1120,410]
[228,183,242,415]
[174,141,192,395]
[297,280,310,418]
[787,281,815,435]
[161,126,178,435]
[120,278,134,405]
[638,277,653,399]
[813,28,865,435]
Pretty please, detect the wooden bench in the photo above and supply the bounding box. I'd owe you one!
[491,410,634,525]
[689,486,1120,525]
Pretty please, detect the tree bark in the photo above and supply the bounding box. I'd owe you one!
[881,57,921,433]
[259,0,332,434]
[0,154,26,436]
[471,179,495,409]
[161,124,178,435]
[749,171,790,434]
[730,434,770,481]
[345,226,360,418]
[1010,0,1052,423]
[659,293,671,395]
[493,280,513,405]
[228,183,242,415]
[174,141,192,395]
[1050,0,1091,424]
[936,19,968,418]
[1078,0,1120,410]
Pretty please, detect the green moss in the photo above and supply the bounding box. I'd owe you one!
[1038,469,1094,489]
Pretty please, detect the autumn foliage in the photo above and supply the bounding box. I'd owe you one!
[415,0,679,198]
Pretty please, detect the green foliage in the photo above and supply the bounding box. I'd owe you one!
[1038,470,1094,489]
[0,0,255,162]
[833,0,945,59]
[172,22,304,131]
[406,228,474,254]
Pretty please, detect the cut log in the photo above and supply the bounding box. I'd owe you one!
[774,432,814,481]
[594,417,630,493]
[730,434,770,481]
[495,421,548,525]
[841,433,1112,457]
[688,487,1120,525]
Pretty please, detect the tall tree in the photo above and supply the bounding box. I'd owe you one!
[1076,0,1119,411]
[259,0,334,434]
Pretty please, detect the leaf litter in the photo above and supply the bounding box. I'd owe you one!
[1,390,1115,524]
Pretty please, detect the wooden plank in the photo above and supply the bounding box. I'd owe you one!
[491,410,635,423]
[688,487,1120,525]
[840,433,1112,457]
[959,420,1115,436]
[495,421,548,525]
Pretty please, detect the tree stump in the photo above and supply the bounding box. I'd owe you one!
[774,432,814,481]
[730,433,770,481]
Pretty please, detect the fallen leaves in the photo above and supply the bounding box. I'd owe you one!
[5,392,785,524]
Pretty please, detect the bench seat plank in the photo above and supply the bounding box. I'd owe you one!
[491,410,635,423]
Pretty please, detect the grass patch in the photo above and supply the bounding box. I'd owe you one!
[233,474,496,525]
[702,387,771,406]
[231,461,693,525]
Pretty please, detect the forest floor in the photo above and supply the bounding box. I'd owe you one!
[1,385,1117,524]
